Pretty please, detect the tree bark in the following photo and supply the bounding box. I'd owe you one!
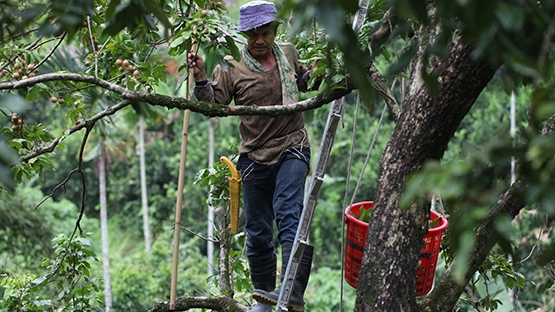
[148,295,249,312]
[355,29,499,311]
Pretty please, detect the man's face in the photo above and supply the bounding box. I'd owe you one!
[244,23,276,59]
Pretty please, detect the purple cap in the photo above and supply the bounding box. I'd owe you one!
[237,1,282,32]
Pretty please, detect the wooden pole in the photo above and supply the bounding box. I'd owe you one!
[169,64,194,310]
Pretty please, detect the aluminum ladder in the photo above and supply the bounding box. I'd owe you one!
[275,97,343,311]
[275,2,369,310]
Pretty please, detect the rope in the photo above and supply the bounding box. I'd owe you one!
[338,1,372,307]
[431,194,446,216]
[348,102,388,208]
[339,79,393,309]
[340,92,361,311]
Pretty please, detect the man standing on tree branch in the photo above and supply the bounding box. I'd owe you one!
[188,1,317,311]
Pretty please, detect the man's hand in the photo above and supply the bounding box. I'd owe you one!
[187,52,207,82]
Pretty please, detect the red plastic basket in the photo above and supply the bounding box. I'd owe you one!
[344,201,448,296]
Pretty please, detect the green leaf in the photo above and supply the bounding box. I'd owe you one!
[105,0,122,20]
[387,39,418,76]
[142,0,173,30]
[338,0,360,14]
[175,72,190,93]
[536,246,555,266]
[358,204,372,223]
[224,35,241,61]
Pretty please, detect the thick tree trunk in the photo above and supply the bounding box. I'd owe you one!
[354,31,499,311]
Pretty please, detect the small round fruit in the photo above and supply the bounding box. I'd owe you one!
[21,75,28,80]
[122,59,130,67]
[14,63,21,69]
[119,66,125,72]
[51,96,58,103]
[11,115,18,122]
[12,72,20,79]
[202,9,208,16]
[27,64,34,71]
[12,125,19,131]
[58,98,65,104]
[116,59,123,66]
[84,60,91,66]
[133,70,140,77]
[75,119,81,125]
[82,21,88,27]
[126,64,134,71]
[29,73,35,78]
[17,118,23,125]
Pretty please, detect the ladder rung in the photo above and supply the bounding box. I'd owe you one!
[309,177,324,197]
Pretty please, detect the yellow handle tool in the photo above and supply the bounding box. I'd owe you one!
[220,156,241,234]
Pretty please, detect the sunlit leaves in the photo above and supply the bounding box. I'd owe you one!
[169,4,242,60]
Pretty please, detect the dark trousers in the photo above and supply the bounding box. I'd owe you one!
[239,147,310,264]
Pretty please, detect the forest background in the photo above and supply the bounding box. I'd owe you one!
[1,0,554,311]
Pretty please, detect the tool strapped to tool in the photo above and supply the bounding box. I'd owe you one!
[221,156,241,234]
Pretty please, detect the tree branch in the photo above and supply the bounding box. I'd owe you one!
[369,65,401,120]
[420,114,555,311]
[147,296,249,312]
[21,100,131,162]
[464,285,487,312]
[216,206,234,298]
[368,7,398,53]
[360,7,401,120]
[0,72,353,117]
[30,124,93,290]
[33,33,66,73]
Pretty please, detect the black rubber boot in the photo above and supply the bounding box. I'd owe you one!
[249,257,277,312]
[253,243,314,312]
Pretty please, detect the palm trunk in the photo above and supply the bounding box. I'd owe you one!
[139,115,152,252]
[207,117,216,275]
[99,138,112,312]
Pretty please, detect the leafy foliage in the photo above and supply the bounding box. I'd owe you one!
[1,0,555,310]
[0,234,102,312]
